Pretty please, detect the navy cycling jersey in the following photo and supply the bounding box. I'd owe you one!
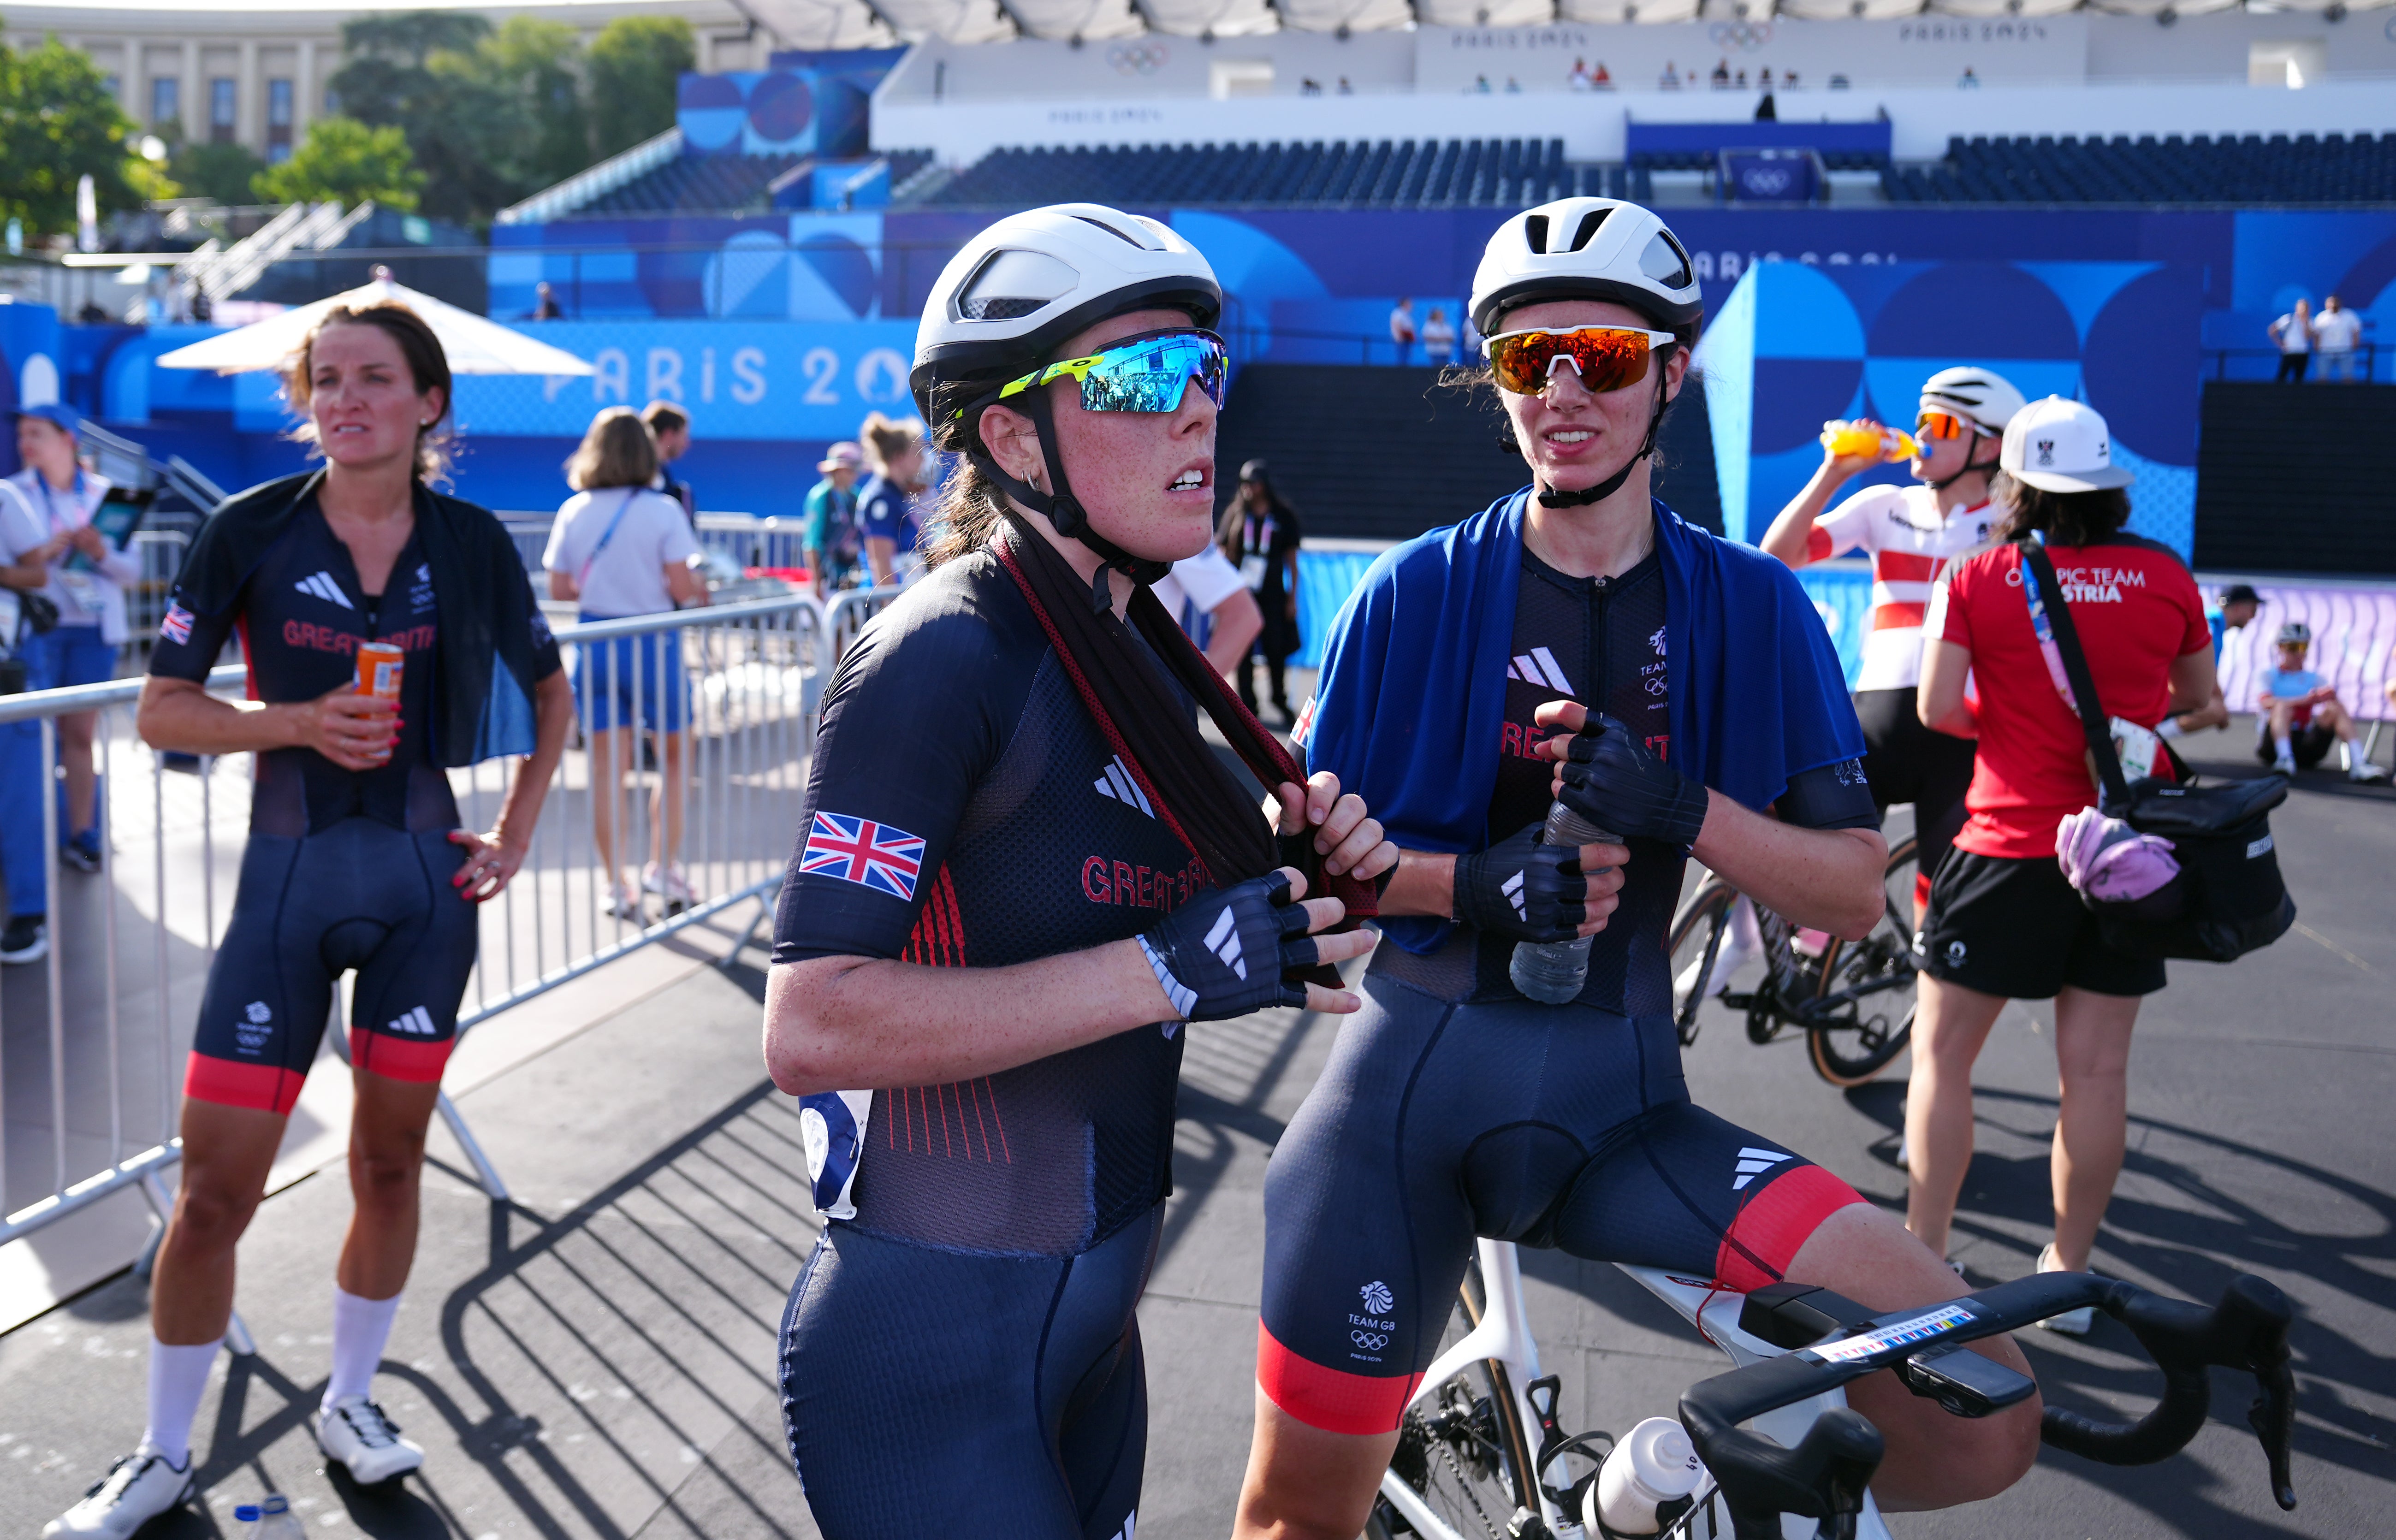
[853,474,913,553]
[151,498,562,835]
[772,548,1202,1258]
[1387,546,1877,1013]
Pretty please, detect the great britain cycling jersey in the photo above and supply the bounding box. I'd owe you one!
[771,549,1201,1540]
[151,497,561,1113]
[1257,542,1880,1436]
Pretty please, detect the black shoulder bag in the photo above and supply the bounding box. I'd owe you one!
[2017,539,2295,963]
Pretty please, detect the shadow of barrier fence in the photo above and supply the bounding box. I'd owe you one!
[0,585,900,1341]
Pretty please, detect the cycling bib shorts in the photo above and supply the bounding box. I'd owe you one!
[1854,685,1975,909]
[1257,976,1864,1434]
[781,1203,1158,1540]
[185,819,478,1113]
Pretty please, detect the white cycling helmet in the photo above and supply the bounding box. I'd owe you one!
[910,203,1222,586]
[911,203,1222,421]
[1919,367,2026,436]
[1468,197,1703,339]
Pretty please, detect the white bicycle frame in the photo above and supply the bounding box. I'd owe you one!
[1377,1238,1894,1540]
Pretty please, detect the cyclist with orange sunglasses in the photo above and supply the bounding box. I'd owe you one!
[1237,203,2039,1536]
[1761,367,2026,923]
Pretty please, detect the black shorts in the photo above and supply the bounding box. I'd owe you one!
[2258,723,2336,769]
[1918,847,2166,1000]
[185,819,479,1114]
[1853,687,1975,896]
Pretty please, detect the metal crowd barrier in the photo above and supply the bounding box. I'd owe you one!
[0,595,826,1287]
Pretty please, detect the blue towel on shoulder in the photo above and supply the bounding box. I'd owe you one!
[1305,490,1864,954]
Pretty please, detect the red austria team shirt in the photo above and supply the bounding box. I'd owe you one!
[1924,537,2209,859]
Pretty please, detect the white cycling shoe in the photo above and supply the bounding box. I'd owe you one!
[44,1446,194,1538]
[2034,1244,2097,1336]
[314,1396,425,1484]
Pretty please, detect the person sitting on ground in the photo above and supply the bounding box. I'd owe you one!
[2164,581,2259,737]
[2256,621,2386,781]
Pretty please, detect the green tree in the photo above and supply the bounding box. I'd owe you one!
[170,136,268,206]
[587,15,694,160]
[0,36,141,236]
[253,116,424,210]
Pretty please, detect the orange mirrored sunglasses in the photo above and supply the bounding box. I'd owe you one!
[1483,326,1679,397]
[1914,409,1975,442]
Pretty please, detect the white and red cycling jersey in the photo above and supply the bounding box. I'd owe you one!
[1805,483,1998,692]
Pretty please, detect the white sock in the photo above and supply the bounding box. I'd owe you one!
[140,1337,219,1468]
[2274,734,2293,760]
[324,1287,403,1410]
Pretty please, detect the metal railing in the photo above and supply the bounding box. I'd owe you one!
[0,596,825,1288]
[2206,343,2382,382]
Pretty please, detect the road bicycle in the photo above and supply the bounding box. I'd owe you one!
[1663,836,1919,1088]
[1370,1235,2296,1540]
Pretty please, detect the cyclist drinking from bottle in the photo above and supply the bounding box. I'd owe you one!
[1761,366,2025,922]
[50,301,573,1540]
[1234,200,2039,1539]
[761,204,1396,1540]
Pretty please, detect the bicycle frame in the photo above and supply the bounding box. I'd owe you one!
[1380,1239,1893,1540]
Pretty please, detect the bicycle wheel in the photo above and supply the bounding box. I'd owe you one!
[1370,1256,1536,1540]
[1805,835,1919,1086]
[1664,882,1741,1047]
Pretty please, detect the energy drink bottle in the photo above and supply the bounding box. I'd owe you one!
[1820,419,1922,463]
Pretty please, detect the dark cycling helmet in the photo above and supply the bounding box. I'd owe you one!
[2277,622,2311,646]
[1467,198,1701,509]
[911,205,1221,591]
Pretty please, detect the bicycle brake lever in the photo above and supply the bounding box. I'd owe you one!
[1681,1405,1882,1540]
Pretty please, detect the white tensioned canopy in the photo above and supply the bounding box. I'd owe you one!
[741,0,2377,46]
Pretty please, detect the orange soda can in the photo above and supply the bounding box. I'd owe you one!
[356,641,404,702]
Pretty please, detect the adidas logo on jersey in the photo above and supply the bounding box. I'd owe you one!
[1507,646,1573,693]
[386,1005,437,1037]
[1204,907,1246,979]
[1733,1146,1791,1191]
[295,571,354,609]
[1501,869,1528,921]
[1092,756,1155,818]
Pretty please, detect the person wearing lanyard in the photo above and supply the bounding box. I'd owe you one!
[11,403,138,873]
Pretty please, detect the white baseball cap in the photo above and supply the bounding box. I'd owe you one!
[2001,396,2134,492]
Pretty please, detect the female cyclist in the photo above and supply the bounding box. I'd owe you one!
[1234,199,2040,1539]
[853,410,926,586]
[761,203,1395,1540]
[48,302,573,1540]
[1761,365,2024,921]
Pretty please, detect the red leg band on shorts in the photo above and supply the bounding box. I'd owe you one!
[1714,1165,1867,1294]
[184,1052,307,1115]
[1914,870,1933,914]
[1256,1320,1422,1437]
[348,1028,456,1084]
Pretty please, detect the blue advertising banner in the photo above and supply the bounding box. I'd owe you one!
[445,319,920,441]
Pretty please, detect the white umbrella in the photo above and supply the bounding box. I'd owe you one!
[154,267,594,377]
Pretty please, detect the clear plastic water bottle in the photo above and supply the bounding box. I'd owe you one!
[236,1495,308,1538]
[1509,798,1619,1005]
[1586,1416,1706,1535]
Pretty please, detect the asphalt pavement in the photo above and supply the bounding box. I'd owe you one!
[0,718,2390,1540]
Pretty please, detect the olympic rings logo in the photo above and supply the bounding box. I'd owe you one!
[1109,42,1170,75]
[1707,20,1775,50]
[1351,1330,1390,1350]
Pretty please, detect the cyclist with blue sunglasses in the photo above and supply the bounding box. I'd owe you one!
[761,204,1397,1539]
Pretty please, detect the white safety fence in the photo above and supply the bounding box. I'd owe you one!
[0,596,828,1305]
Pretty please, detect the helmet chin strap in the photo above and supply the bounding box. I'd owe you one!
[1927,430,2002,494]
[973,389,1172,613]
[1534,371,1671,510]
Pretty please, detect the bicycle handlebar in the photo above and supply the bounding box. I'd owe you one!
[1678,1270,2296,1540]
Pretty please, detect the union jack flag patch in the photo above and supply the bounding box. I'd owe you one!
[159,602,195,646]
[800,811,926,900]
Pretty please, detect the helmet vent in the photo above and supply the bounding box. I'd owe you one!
[1639,231,1694,290]
[1523,214,1551,255]
[1072,213,1156,249]
[956,248,1080,322]
[1568,208,1611,252]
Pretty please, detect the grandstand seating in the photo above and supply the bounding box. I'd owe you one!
[916,139,1586,208]
[1886,132,2396,205]
[575,149,935,216]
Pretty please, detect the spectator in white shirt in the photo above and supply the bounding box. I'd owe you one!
[2312,294,2364,383]
[2268,298,2313,384]
[1421,307,1458,366]
[542,407,708,920]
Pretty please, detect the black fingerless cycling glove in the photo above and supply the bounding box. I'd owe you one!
[1452,823,1587,944]
[1139,871,1320,1023]
[1559,712,1711,847]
